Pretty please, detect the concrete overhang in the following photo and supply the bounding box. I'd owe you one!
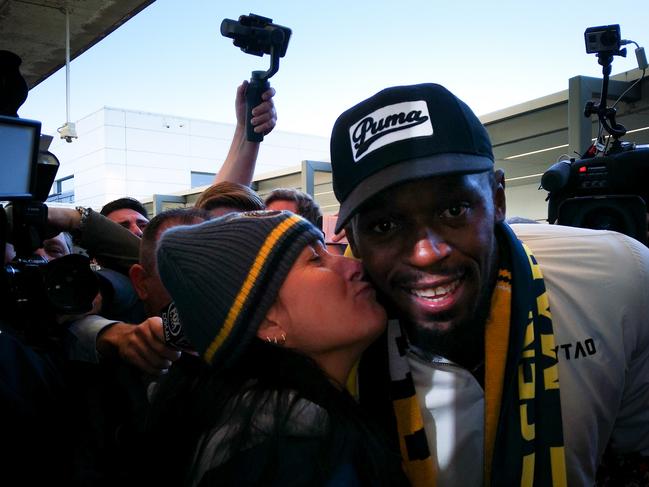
[0,0,155,90]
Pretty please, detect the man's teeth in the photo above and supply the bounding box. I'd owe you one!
[410,280,460,299]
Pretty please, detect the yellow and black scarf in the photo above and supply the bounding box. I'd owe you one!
[357,223,567,486]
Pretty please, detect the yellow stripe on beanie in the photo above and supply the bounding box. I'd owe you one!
[203,215,303,363]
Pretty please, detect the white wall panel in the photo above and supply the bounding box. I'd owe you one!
[124,127,189,155]
[104,108,126,127]
[104,148,127,165]
[189,119,233,138]
[104,125,126,150]
[125,165,187,184]
[125,150,191,170]
[104,163,127,180]
[188,135,230,159]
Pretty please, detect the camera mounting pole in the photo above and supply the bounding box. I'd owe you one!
[583,25,629,150]
[583,50,628,143]
[221,14,291,142]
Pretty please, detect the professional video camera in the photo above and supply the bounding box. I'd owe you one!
[541,24,648,245]
[1,63,98,345]
[221,13,291,142]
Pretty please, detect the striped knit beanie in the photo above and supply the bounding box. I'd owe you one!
[156,210,323,368]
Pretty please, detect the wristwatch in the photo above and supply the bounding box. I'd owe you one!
[71,206,91,242]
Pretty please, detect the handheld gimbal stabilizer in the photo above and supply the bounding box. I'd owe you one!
[221,14,291,142]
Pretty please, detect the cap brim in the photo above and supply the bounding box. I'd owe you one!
[335,153,493,233]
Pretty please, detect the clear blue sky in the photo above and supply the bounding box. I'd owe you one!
[19,0,649,139]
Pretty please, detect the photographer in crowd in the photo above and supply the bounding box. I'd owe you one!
[329,83,649,486]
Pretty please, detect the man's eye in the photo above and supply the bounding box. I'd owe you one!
[371,221,397,234]
[441,204,469,219]
[46,247,64,257]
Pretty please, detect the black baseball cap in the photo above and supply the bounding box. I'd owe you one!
[330,83,494,233]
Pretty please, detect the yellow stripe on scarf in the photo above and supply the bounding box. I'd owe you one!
[484,269,512,487]
[203,215,302,363]
[393,396,437,485]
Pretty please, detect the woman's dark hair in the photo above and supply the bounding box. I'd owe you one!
[145,341,406,486]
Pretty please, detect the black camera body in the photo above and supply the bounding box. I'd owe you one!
[585,25,623,55]
[544,145,649,244]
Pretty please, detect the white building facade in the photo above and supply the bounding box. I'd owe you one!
[46,106,329,208]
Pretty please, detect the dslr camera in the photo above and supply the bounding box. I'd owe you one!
[542,24,648,245]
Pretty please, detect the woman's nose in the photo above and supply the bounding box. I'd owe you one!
[331,254,365,281]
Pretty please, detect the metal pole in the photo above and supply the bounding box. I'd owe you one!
[65,6,71,123]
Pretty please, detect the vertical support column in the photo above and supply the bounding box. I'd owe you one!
[568,76,595,157]
[301,160,314,196]
[300,160,332,197]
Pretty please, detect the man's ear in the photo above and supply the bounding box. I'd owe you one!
[129,264,149,300]
[493,169,507,222]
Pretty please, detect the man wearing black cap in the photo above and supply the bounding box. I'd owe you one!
[330,83,649,486]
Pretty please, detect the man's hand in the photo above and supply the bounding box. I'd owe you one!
[235,80,277,135]
[56,292,103,326]
[234,81,277,135]
[214,82,277,186]
[46,207,82,237]
[97,317,181,375]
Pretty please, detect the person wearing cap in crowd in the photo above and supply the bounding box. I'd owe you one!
[146,211,408,486]
[329,83,649,486]
[100,197,150,238]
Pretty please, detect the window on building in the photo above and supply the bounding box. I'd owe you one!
[191,171,216,188]
[47,175,74,203]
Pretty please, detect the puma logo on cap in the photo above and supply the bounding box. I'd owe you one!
[349,101,433,162]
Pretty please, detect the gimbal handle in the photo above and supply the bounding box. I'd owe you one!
[245,71,270,143]
[245,41,283,142]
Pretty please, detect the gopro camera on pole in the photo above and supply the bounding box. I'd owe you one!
[221,14,291,142]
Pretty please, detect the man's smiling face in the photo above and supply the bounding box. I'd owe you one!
[348,171,506,355]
